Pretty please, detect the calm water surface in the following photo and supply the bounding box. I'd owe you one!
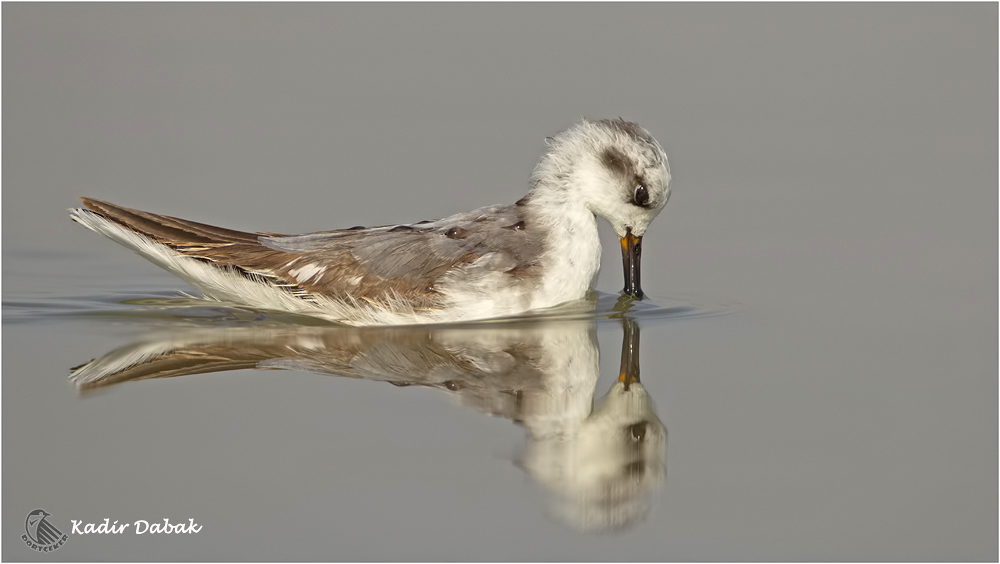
[4,3,996,561]
[4,242,995,561]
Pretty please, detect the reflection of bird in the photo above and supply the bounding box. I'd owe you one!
[521,320,666,532]
[70,317,666,532]
[25,509,63,545]
[68,119,671,325]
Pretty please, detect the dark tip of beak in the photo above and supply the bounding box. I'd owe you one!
[620,228,644,299]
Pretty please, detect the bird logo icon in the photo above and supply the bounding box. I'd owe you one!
[22,509,67,552]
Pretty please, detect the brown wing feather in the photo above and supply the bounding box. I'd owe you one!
[81,198,264,245]
[79,198,526,309]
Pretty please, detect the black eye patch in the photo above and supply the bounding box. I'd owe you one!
[601,146,634,179]
[603,146,655,208]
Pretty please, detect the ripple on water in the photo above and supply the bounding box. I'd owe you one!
[3,288,730,329]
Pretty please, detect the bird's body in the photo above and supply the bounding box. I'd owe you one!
[70,119,671,326]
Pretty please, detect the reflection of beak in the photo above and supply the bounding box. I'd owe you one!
[620,228,644,299]
[618,318,640,390]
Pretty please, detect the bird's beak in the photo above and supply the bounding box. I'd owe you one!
[620,228,644,299]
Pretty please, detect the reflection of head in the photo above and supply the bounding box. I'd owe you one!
[523,379,666,533]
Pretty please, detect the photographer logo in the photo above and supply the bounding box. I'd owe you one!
[22,509,68,553]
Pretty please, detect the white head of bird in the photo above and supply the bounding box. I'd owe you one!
[528,118,672,298]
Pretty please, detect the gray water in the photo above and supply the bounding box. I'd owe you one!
[3,3,997,561]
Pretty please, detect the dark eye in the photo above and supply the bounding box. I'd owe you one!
[634,184,649,206]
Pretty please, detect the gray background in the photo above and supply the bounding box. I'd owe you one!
[4,3,997,561]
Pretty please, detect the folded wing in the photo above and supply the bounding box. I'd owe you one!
[78,198,536,309]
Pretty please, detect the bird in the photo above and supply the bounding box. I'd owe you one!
[69,118,672,326]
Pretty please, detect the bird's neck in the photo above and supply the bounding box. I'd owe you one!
[521,178,603,308]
